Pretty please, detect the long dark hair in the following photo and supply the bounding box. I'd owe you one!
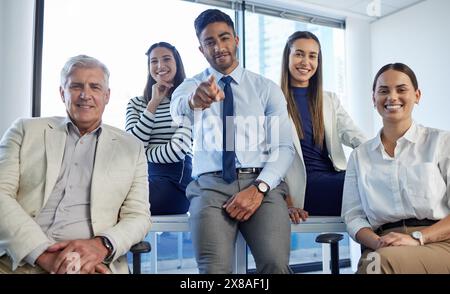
[372,63,419,92]
[143,42,186,102]
[281,31,324,148]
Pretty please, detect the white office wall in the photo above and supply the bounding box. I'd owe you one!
[345,17,375,137]
[371,0,450,131]
[344,16,374,272]
[0,0,35,137]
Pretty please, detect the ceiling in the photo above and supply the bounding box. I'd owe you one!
[296,0,425,19]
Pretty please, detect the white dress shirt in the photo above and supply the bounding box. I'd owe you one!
[342,122,450,240]
[170,65,294,190]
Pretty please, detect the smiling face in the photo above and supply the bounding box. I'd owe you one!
[373,69,421,125]
[60,67,110,135]
[288,38,320,87]
[198,21,239,75]
[149,46,177,83]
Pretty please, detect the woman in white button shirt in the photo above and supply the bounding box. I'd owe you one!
[342,63,450,274]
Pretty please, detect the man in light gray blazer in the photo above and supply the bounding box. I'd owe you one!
[0,55,151,274]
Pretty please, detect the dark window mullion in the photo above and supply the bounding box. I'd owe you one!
[32,0,45,117]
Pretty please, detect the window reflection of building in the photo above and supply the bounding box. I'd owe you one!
[245,12,346,98]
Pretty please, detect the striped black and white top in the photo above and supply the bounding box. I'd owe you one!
[126,96,192,163]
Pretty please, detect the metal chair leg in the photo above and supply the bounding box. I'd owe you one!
[130,241,151,274]
[316,233,343,274]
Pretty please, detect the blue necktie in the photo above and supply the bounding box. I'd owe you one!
[221,76,236,183]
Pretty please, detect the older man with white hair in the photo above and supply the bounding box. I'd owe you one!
[0,55,151,274]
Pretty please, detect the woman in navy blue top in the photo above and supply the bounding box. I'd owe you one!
[281,31,366,221]
[292,86,345,215]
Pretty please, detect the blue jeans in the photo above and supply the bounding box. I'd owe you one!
[148,156,192,215]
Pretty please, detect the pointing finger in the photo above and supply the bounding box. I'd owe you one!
[207,74,216,85]
[215,89,225,101]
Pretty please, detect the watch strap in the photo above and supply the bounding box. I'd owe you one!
[99,236,114,263]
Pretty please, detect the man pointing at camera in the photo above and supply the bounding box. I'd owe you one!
[171,9,294,274]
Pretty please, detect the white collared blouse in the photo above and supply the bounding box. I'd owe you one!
[342,121,450,240]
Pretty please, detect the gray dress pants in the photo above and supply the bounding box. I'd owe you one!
[186,172,292,274]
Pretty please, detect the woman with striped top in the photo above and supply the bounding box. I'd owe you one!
[126,42,192,215]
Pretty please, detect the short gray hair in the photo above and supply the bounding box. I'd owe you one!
[60,55,110,88]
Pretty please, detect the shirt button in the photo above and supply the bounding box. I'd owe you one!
[74,163,78,166]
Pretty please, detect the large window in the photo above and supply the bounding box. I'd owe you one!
[243,10,349,272]
[39,0,349,273]
[244,11,346,95]
[41,0,219,129]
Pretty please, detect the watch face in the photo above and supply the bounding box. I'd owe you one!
[258,182,269,193]
[412,231,422,239]
[102,237,113,252]
[411,231,424,245]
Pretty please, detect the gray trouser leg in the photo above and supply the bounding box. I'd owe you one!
[239,179,292,274]
[187,173,292,274]
[187,174,240,274]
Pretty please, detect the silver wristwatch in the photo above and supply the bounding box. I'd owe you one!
[411,231,424,245]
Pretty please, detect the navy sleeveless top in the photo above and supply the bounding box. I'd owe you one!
[292,87,344,216]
